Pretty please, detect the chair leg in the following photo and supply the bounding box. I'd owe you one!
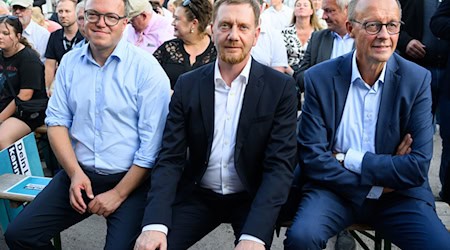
[53,233,62,250]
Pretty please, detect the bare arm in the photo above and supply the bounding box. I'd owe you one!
[44,59,57,96]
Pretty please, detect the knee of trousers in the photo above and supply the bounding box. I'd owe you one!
[4,221,48,249]
[284,224,328,250]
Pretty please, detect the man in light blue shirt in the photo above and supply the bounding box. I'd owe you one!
[5,0,171,249]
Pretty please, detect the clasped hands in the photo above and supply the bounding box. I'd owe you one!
[68,171,126,217]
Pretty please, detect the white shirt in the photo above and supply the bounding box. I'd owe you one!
[23,20,50,63]
[334,51,387,199]
[198,58,251,194]
[143,58,265,245]
[330,32,354,59]
[261,5,293,30]
[251,17,288,67]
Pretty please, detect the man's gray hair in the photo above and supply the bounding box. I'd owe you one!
[336,0,350,11]
[347,0,402,20]
[76,0,85,14]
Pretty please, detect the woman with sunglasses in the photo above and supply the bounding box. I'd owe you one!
[0,15,47,150]
[153,0,216,89]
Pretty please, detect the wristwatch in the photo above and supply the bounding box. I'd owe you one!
[335,153,345,164]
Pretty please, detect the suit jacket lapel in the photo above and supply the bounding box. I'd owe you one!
[320,30,334,62]
[235,60,265,161]
[376,56,401,153]
[199,64,215,154]
[334,54,352,130]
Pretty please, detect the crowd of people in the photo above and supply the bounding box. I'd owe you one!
[1,0,450,249]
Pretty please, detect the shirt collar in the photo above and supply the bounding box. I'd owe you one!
[214,57,252,88]
[351,50,386,91]
[80,35,127,64]
[23,20,35,36]
[332,32,351,40]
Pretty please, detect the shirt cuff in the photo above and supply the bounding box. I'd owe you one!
[239,234,265,245]
[343,149,365,174]
[142,224,168,235]
[366,186,383,199]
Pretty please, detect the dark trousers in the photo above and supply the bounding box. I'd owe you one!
[284,188,450,250]
[5,169,150,250]
[166,186,264,250]
[439,88,450,202]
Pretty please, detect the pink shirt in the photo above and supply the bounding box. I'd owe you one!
[125,13,174,54]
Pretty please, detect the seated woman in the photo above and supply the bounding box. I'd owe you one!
[0,15,47,150]
[282,0,324,75]
[153,0,216,89]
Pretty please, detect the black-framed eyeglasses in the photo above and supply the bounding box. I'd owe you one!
[182,0,198,19]
[84,10,126,27]
[350,20,404,35]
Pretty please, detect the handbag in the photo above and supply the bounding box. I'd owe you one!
[4,70,48,119]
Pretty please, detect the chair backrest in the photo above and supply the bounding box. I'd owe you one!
[0,132,44,231]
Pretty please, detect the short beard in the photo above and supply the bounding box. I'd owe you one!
[219,50,247,64]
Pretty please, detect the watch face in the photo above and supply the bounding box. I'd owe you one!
[336,153,345,162]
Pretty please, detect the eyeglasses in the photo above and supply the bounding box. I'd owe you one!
[350,20,404,35]
[182,0,198,19]
[84,10,126,27]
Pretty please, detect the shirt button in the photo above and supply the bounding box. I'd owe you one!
[223,164,227,168]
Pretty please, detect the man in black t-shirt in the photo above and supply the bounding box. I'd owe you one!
[44,0,83,96]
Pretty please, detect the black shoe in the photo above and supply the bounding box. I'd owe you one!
[335,230,356,250]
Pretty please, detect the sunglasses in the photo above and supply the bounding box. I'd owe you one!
[0,15,23,33]
[182,0,199,19]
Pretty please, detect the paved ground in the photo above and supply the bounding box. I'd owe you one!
[0,131,444,249]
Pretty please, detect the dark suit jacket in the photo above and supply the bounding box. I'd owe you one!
[143,59,298,245]
[398,0,424,61]
[294,29,335,93]
[298,52,435,208]
[430,0,450,97]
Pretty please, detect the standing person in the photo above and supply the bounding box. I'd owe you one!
[285,0,450,249]
[0,15,47,150]
[11,0,50,63]
[397,0,449,115]
[134,0,297,249]
[4,0,171,249]
[261,0,293,30]
[125,0,174,54]
[153,0,215,89]
[44,0,84,96]
[430,0,450,204]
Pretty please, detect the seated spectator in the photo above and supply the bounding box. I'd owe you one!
[125,0,174,54]
[285,0,450,249]
[282,0,324,75]
[31,6,62,33]
[0,15,47,149]
[11,0,50,63]
[153,0,215,89]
